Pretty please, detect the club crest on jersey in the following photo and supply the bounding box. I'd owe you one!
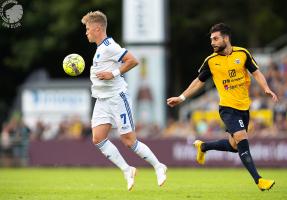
[235,59,240,64]
[97,54,100,59]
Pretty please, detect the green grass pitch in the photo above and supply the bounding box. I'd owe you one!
[0,168,286,200]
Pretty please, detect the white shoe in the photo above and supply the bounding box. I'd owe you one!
[124,167,137,191]
[155,163,167,186]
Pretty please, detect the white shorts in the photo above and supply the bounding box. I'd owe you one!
[91,91,135,135]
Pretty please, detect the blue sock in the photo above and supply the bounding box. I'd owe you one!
[201,139,238,153]
[237,139,261,184]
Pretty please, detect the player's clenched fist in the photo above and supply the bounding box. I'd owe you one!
[167,97,183,107]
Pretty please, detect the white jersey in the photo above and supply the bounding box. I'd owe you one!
[90,37,128,98]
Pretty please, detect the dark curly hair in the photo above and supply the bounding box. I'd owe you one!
[210,23,231,39]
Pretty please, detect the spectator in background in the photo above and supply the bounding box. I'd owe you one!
[0,122,13,166]
[195,119,208,136]
[55,119,69,140]
[10,115,31,166]
[265,61,281,89]
[0,114,31,166]
[279,55,287,78]
[162,118,196,138]
[68,115,84,139]
[30,120,46,141]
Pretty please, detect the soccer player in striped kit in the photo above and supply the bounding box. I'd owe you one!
[81,10,167,191]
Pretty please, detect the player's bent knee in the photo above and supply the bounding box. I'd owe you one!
[121,139,134,148]
[120,134,137,148]
[92,136,105,145]
[233,131,248,144]
[92,137,99,145]
[228,136,238,150]
[230,142,238,151]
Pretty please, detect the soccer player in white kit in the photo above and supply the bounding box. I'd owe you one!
[81,11,167,191]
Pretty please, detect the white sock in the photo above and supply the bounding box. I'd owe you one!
[131,140,161,168]
[96,139,130,172]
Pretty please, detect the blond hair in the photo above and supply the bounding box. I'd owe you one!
[81,11,107,29]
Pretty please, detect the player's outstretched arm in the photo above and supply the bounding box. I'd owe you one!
[252,69,278,102]
[167,77,205,107]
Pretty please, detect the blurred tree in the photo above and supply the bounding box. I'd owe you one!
[168,0,287,98]
[2,0,122,71]
[0,0,122,123]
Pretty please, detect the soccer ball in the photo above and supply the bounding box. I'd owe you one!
[63,54,85,76]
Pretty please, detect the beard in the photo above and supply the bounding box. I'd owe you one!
[213,43,227,53]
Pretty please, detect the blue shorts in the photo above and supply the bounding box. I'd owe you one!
[219,106,249,135]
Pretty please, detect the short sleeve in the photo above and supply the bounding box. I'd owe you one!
[108,42,128,62]
[198,61,212,82]
[244,50,259,73]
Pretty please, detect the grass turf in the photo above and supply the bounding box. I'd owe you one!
[0,168,286,200]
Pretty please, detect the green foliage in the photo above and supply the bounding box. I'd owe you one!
[168,0,287,92]
[1,0,286,72]
[1,0,286,71]
[1,0,122,70]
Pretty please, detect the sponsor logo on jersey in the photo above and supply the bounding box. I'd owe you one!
[228,69,236,78]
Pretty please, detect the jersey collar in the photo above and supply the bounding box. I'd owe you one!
[97,37,111,47]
